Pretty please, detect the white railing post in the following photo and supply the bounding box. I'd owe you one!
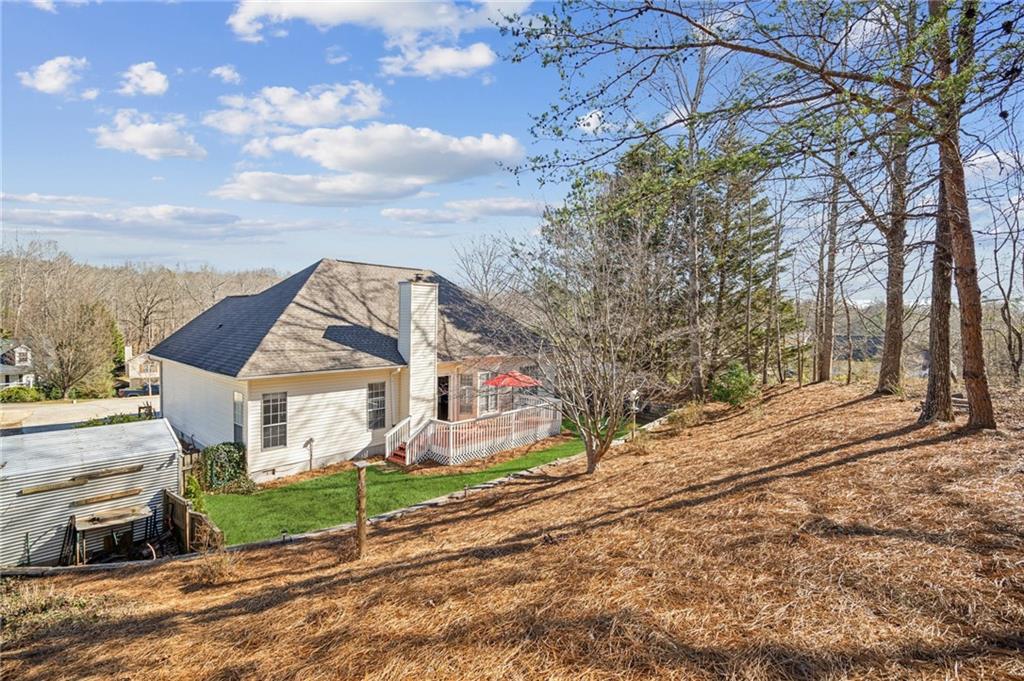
[448,423,454,465]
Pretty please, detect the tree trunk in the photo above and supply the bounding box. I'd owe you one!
[841,283,853,385]
[687,211,705,397]
[876,228,905,394]
[938,135,996,428]
[816,161,840,383]
[930,0,996,429]
[920,178,954,423]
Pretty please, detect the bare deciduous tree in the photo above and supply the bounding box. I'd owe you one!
[512,182,676,474]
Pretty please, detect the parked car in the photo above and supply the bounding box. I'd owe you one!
[118,385,160,397]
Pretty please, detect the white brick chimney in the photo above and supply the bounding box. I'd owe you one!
[398,275,438,427]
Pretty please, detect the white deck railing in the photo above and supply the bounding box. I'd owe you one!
[403,400,561,466]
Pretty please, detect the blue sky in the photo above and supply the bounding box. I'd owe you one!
[2,1,563,277]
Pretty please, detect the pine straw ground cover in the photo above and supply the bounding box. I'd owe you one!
[2,384,1022,680]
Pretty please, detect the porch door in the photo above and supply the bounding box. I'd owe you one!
[437,376,450,421]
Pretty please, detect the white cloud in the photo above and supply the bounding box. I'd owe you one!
[17,56,88,95]
[211,171,427,206]
[227,1,519,43]
[381,42,496,78]
[577,109,605,135]
[220,124,522,206]
[80,87,100,101]
[30,0,97,12]
[203,82,384,136]
[227,1,517,79]
[92,109,206,160]
[2,203,329,242]
[248,122,522,181]
[1,192,111,206]
[380,207,466,224]
[210,64,242,84]
[118,61,169,96]
[381,196,545,223]
[325,46,349,65]
[965,149,1016,179]
[446,196,545,216]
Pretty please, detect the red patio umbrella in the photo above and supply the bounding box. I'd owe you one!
[483,370,541,388]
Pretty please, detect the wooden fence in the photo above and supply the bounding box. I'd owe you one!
[163,489,224,553]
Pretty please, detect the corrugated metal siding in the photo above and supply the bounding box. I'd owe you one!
[0,419,181,566]
[162,359,245,449]
[244,368,398,482]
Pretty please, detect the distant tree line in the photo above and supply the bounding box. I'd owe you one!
[0,241,279,398]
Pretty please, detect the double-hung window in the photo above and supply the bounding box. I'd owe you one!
[261,392,287,449]
[367,382,386,430]
[478,371,499,414]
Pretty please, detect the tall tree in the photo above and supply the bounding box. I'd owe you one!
[510,0,1023,427]
[920,178,954,422]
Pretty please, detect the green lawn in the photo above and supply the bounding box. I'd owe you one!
[206,437,586,545]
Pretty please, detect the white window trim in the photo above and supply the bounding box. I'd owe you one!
[367,381,386,431]
[477,371,499,415]
[233,391,245,443]
[261,392,287,450]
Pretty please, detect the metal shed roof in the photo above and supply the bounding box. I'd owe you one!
[1,419,180,478]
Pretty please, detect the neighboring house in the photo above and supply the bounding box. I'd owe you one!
[124,345,160,389]
[0,340,35,388]
[150,259,557,482]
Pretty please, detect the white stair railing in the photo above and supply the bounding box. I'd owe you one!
[405,419,435,466]
[384,416,412,459]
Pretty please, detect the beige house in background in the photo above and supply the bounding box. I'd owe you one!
[124,345,160,389]
[150,259,553,482]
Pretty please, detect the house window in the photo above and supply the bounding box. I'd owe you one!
[233,391,245,443]
[459,373,474,416]
[14,349,29,366]
[521,364,542,396]
[367,382,386,430]
[478,371,499,414]
[261,392,287,449]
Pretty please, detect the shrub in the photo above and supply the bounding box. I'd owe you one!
[199,442,247,490]
[710,362,758,407]
[0,386,44,403]
[667,401,704,428]
[75,412,151,429]
[187,550,237,586]
[217,476,258,496]
[184,474,207,514]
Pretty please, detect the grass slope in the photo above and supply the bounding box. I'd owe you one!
[207,438,586,545]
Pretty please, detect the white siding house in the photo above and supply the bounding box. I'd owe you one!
[160,358,245,450]
[151,259,555,482]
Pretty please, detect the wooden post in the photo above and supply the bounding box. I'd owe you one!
[354,461,368,559]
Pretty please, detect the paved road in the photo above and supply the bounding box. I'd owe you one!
[0,395,162,434]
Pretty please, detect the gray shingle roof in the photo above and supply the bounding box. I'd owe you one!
[149,259,521,378]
